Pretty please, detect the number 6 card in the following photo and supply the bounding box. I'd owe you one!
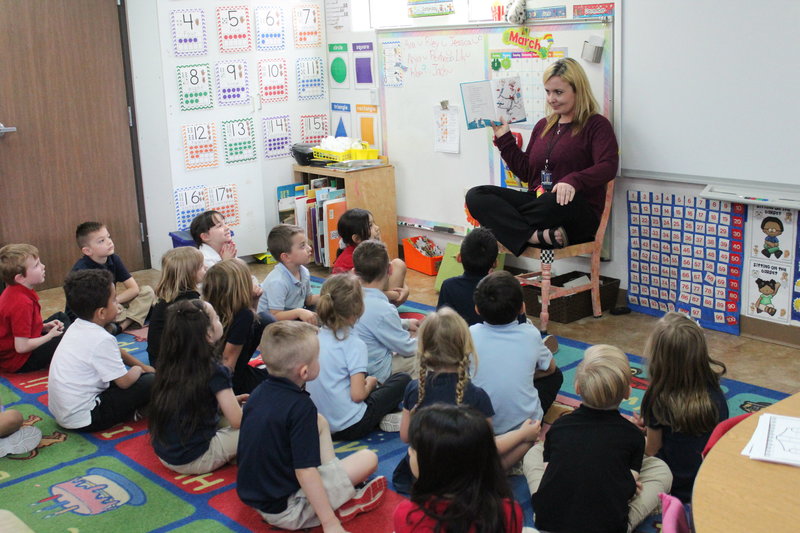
[182,122,219,170]
[177,64,213,111]
[255,6,285,51]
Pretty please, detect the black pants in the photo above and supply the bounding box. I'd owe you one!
[332,372,411,441]
[534,366,564,417]
[465,186,599,256]
[76,372,155,432]
[232,312,275,395]
[17,312,71,373]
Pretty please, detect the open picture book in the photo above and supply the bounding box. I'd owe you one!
[460,76,527,130]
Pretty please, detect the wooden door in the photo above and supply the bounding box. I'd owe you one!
[0,0,144,289]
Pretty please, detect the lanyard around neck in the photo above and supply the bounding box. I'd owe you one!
[544,122,569,171]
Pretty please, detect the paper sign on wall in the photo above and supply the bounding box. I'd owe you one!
[293,5,322,48]
[207,184,240,226]
[216,6,252,53]
[215,60,250,106]
[263,115,293,159]
[255,6,286,51]
[353,42,376,88]
[177,64,213,111]
[356,104,379,147]
[330,103,352,138]
[171,9,208,57]
[221,118,256,164]
[380,41,402,87]
[259,58,289,103]
[300,114,328,144]
[328,43,350,89]
[174,185,208,230]
[182,122,219,170]
[296,57,326,100]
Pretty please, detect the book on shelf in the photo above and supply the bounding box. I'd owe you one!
[323,198,347,267]
[460,76,527,130]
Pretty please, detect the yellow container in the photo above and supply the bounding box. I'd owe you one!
[312,147,351,161]
[351,148,379,160]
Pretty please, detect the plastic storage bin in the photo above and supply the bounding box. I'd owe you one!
[169,230,194,248]
[402,236,443,276]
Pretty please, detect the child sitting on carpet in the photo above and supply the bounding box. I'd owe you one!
[147,247,205,368]
[332,208,409,305]
[306,274,410,440]
[392,307,540,494]
[203,260,273,395]
[394,404,530,533]
[523,344,673,533]
[190,210,237,268]
[149,299,246,474]
[237,321,386,533]
[633,312,728,502]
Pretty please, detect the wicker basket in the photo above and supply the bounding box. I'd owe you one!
[520,271,620,323]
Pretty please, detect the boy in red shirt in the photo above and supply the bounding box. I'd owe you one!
[0,244,69,373]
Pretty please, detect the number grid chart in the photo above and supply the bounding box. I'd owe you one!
[182,122,219,170]
[216,6,252,53]
[221,118,257,164]
[300,114,328,144]
[258,58,289,103]
[215,60,251,106]
[207,184,240,226]
[626,190,746,334]
[255,6,286,51]
[262,115,293,159]
[176,64,214,111]
[174,185,209,230]
[171,9,208,57]
[292,5,322,48]
[296,57,326,101]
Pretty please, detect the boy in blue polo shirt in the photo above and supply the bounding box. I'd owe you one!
[237,321,386,532]
[470,271,563,434]
[258,224,319,323]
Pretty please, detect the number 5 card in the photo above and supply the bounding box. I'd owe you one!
[216,6,252,53]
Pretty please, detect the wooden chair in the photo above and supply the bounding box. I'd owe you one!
[510,181,615,333]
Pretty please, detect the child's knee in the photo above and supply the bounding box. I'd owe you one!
[0,409,24,437]
[317,413,330,434]
[390,258,407,277]
[356,449,379,473]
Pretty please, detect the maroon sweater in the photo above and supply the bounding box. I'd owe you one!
[494,114,619,220]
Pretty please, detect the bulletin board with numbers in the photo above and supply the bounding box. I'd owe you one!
[626,190,746,335]
[157,0,328,255]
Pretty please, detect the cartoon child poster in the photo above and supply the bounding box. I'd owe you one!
[746,206,794,264]
[745,260,791,324]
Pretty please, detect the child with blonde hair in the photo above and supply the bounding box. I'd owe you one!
[634,312,728,501]
[149,299,246,474]
[524,344,672,533]
[306,274,410,440]
[204,259,273,394]
[147,247,205,367]
[392,307,540,494]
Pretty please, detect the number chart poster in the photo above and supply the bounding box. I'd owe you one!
[743,206,797,325]
[626,190,746,335]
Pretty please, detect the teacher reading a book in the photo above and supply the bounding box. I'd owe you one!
[465,58,618,256]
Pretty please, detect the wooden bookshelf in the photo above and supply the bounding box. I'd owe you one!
[292,164,398,260]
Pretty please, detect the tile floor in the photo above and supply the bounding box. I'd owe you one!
[36,263,800,395]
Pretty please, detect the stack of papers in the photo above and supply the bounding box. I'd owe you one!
[741,413,800,466]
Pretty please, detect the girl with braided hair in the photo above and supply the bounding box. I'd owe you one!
[392,307,541,494]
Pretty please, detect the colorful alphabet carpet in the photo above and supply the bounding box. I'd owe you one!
[0,298,788,532]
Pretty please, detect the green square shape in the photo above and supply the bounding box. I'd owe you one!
[1,456,194,531]
[0,404,97,482]
[0,381,21,405]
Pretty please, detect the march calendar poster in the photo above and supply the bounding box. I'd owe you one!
[626,191,745,334]
[744,206,796,325]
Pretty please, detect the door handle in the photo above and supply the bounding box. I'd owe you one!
[0,123,17,137]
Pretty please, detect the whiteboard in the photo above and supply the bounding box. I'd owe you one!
[621,0,800,188]
[377,22,614,230]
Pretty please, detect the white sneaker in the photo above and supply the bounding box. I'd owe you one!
[0,426,42,457]
[379,412,402,432]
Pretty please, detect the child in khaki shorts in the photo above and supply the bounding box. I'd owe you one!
[236,321,387,532]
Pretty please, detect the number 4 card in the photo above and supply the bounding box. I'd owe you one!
[255,6,285,51]
[216,6,252,53]
[182,122,219,170]
[177,64,213,111]
[171,9,208,57]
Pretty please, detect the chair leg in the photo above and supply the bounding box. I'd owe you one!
[539,250,554,333]
[590,248,602,319]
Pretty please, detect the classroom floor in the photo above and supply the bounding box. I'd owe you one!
[37,263,800,395]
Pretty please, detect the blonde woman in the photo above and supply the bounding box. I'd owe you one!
[466,57,618,255]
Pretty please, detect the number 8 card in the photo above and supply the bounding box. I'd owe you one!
[177,64,213,111]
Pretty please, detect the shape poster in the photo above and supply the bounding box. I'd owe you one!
[255,6,286,51]
[354,42,377,88]
[355,104,379,148]
[328,43,349,89]
[300,114,328,144]
[296,57,326,100]
[216,6,252,53]
[744,206,796,325]
[259,58,289,103]
[330,103,353,138]
[215,60,250,106]
[182,122,219,170]
[177,64,213,111]
[293,4,322,48]
[171,9,207,57]
[263,115,293,159]
[627,190,745,334]
[221,118,256,164]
